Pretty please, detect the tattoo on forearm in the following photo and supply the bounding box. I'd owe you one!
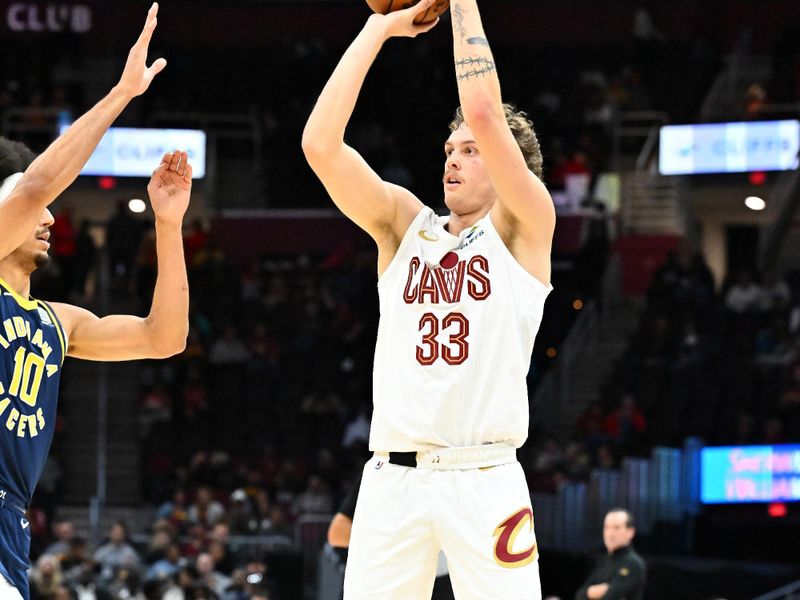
[455,56,497,81]
[453,4,468,44]
[467,36,490,46]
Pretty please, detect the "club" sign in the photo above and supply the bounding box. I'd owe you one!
[6,3,92,33]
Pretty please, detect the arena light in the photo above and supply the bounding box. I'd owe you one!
[768,502,787,518]
[745,196,766,211]
[128,198,146,213]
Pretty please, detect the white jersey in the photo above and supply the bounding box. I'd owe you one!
[370,206,552,451]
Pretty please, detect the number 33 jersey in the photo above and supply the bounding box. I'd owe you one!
[0,278,66,507]
[371,207,552,452]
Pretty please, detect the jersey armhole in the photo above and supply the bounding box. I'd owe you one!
[36,301,68,366]
[377,206,431,286]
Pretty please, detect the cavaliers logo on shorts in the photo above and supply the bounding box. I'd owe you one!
[492,507,538,568]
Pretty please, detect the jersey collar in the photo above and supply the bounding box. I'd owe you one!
[0,276,38,311]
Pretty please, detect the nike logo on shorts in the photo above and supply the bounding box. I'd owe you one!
[20,519,29,529]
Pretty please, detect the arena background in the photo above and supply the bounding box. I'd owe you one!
[2,0,800,598]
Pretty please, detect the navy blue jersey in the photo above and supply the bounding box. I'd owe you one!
[0,277,65,508]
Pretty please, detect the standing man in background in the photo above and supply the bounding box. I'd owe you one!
[574,509,646,600]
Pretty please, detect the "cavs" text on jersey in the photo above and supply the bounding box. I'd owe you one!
[402,255,491,305]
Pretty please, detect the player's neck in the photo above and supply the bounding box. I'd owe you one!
[446,206,491,237]
[0,260,32,299]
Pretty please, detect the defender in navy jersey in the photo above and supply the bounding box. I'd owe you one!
[0,5,191,598]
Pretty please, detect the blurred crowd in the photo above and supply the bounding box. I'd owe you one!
[527,243,800,494]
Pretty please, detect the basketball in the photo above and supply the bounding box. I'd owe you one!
[440,252,458,269]
[365,0,450,24]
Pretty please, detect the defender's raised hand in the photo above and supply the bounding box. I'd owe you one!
[147,151,192,225]
[117,2,167,98]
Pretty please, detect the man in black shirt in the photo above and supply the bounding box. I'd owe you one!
[574,508,646,600]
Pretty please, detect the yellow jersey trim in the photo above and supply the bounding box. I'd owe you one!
[0,277,38,311]
[36,301,67,366]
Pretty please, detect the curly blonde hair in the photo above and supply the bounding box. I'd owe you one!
[449,103,543,180]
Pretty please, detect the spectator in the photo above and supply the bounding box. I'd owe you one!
[252,490,273,533]
[743,82,768,117]
[162,566,197,600]
[29,554,63,600]
[262,507,293,540]
[43,521,75,557]
[208,540,237,578]
[208,325,251,365]
[293,475,333,516]
[93,522,141,583]
[50,206,77,300]
[184,218,210,266]
[146,542,183,582]
[105,201,142,292]
[144,528,174,563]
[58,537,92,585]
[341,405,371,449]
[196,552,231,597]
[157,488,191,530]
[227,489,255,535]
[74,219,96,298]
[187,486,225,529]
[603,395,647,453]
[725,271,762,314]
[757,271,791,313]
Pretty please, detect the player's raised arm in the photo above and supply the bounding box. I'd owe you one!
[301,0,438,245]
[0,2,166,263]
[51,151,190,361]
[450,0,554,252]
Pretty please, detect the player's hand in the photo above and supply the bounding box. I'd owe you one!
[370,0,439,39]
[116,2,167,98]
[147,151,192,225]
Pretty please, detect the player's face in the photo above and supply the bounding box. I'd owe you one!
[443,124,496,215]
[12,207,54,271]
[603,511,635,553]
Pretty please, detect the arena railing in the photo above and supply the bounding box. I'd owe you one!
[317,544,345,600]
[296,514,335,596]
[532,438,701,552]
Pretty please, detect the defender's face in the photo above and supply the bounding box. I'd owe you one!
[443,124,496,214]
[12,208,53,270]
[603,511,635,553]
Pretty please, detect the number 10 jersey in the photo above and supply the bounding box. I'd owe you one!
[370,207,552,452]
[0,278,66,507]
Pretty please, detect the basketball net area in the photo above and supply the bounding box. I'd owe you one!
[442,265,459,299]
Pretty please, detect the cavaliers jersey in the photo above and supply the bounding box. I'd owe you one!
[0,277,66,508]
[370,206,552,451]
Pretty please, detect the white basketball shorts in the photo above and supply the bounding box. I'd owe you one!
[344,454,541,600]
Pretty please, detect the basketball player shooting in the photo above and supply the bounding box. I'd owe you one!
[0,5,191,599]
[303,0,555,597]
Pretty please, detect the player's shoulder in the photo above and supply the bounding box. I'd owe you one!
[380,185,426,248]
[46,302,94,336]
[388,184,425,228]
